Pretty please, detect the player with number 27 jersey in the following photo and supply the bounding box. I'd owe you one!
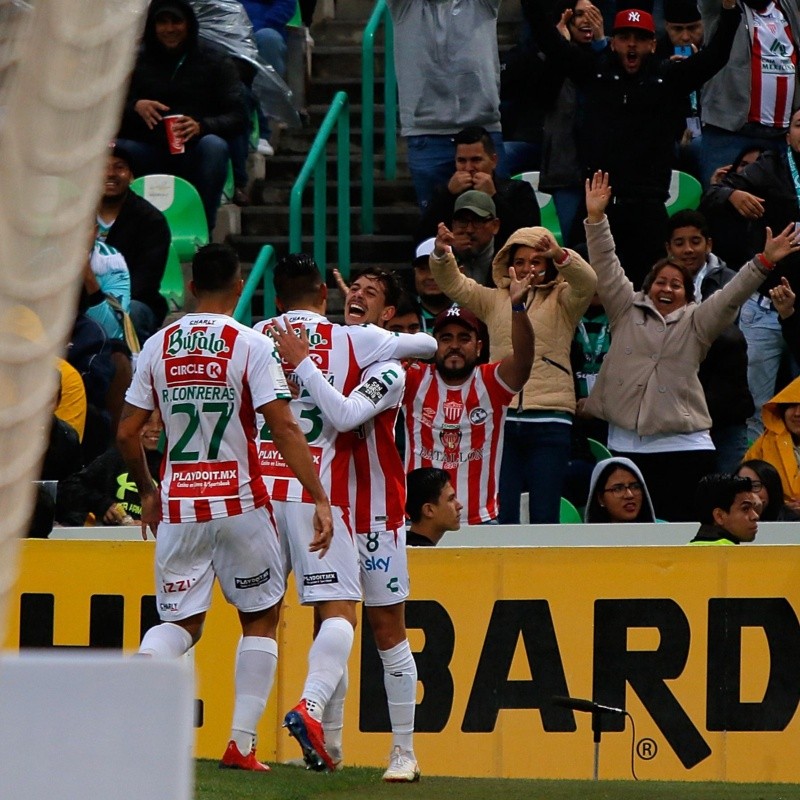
[127,314,290,523]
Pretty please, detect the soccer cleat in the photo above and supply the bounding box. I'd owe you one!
[382,746,420,783]
[326,744,344,772]
[219,740,271,772]
[283,700,335,772]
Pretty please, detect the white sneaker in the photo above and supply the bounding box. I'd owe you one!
[256,138,274,156]
[381,746,420,782]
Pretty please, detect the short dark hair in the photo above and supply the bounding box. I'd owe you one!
[394,291,423,322]
[640,258,696,303]
[737,459,783,521]
[695,473,753,524]
[350,267,402,310]
[453,126,496,157]
[665,209,710,241]
[273,253,323,307]
[191,243,240,294]
[406,467,451,523]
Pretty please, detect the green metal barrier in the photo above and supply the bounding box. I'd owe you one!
[234,244,277,324]
[361,0,396,235]
[289,90,350,278]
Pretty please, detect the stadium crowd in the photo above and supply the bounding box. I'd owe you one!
[33,0,800,783]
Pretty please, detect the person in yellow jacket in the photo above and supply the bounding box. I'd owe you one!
[744,375,800,514]
[689,473,760,545]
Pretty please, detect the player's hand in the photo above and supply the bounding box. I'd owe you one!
[471,172,496,195]
[140,492,160,540]
[309,499,334,558]
[763,222,800,265]
[447,171,474,195]
[269,315,309,368]
[585,171,612,222]
[434,222,455,256]
[332,268,349,297]
[134,99,169,129]
[729,189,765,220]
[770,276,796,319]
[508,265,533,307]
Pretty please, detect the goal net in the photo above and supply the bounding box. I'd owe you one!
[0,0,148,642]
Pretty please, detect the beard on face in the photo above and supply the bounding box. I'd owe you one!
[435,351,477,381]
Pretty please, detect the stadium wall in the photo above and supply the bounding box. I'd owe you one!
[5,538,800,782]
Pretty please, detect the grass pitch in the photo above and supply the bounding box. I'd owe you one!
[196,760,800,800]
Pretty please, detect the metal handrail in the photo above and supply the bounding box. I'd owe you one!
[234,244,277,324]
[361,0,396,235]
[289,90,351,278]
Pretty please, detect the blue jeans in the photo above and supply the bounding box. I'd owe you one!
[254,28,287,78]
[503,140,541,177]
[128,300,159,345]
[498,420,572,524]
[114,135,229,235]
[406,131,508,211]
[711,423,749,473]
[739,297,791,440]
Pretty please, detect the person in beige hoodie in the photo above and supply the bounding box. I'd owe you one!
[429,215,596,523]
[583,170,800,520]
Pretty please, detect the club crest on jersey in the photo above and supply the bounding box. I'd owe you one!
[440,425,462,452]
[443,398,463,425]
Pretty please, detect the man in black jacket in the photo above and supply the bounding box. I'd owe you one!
[522,0,740,286]
[97,143,171,342]
[116,0,246,234]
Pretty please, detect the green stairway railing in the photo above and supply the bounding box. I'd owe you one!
[289,90,351,278]
[234,244,277,323]
[361,0,396,235]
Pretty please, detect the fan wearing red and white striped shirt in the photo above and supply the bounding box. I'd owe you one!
[118,243,332,772]
[403,292,535,525]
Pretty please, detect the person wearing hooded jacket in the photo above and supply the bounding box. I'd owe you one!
[584,171,800,521]
[117,0,247,234]
[584,457,656,523]
[744,375,800,512]
[430,220,596,524]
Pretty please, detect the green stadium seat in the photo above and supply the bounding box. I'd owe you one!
[222,160,235,205]
[512,171,564,245]
[587,437,613,462]
[666,170,702,216]
[159,243,184,312]
[130,174,209,263]
[559,496,582,524]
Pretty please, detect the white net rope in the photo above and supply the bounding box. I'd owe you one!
[0,0,148,641]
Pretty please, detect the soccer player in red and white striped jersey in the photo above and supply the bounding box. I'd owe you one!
[255,256,436,774]
[118,244,332,773]
[270,266,436,781]
[404,287,535,525]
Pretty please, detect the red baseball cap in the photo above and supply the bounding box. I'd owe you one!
[432,305,483,337]
[612,8,656,34]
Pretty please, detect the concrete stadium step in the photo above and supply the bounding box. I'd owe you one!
[231,234,416,265]
[248,177,417,207]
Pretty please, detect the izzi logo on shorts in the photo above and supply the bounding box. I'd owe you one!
[234,568,270,589]
[304,572,339,586]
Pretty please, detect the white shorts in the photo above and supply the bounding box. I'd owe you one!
[357,527,409,607]
[154,505,285,621]
[271,500,361,605]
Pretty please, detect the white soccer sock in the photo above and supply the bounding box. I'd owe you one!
[322,665,348,756]
[231,636,278,754]
[138,623,193,659]
[380,639,417,753]
[302,617,354,721]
